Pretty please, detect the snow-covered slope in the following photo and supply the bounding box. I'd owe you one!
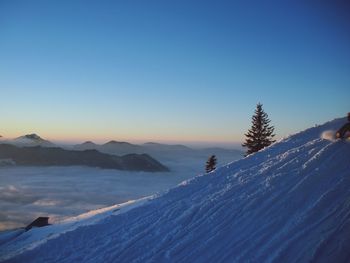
[1,118,349,263]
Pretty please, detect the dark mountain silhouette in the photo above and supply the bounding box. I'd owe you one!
[73,141,243,164]
[73,141,99,150]
[101,141,144,155]
[0,144,169,172]
[143,142,192,152]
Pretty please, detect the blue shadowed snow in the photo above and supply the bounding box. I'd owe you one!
[1,118,349,262]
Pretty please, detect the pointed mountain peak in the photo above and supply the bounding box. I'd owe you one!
[12,133,54,147]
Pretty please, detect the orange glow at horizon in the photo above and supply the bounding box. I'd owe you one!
[2,126,244,145]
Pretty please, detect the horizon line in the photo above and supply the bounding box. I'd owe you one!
[0,134,244,149]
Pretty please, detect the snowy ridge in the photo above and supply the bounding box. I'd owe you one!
[3,134,54,148]
[1,117,349,263]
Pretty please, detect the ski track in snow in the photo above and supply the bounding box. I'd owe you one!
[1,117,350,263]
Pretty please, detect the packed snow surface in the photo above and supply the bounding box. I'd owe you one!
[1,118,349,262]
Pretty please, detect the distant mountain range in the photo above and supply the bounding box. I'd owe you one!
[0,133,244,170]
[0,144,169,172]
[74,140,191,155]
[73,140,243,165]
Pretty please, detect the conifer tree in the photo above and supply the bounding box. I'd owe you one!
[242,103,275,156]
[206,155,217,173]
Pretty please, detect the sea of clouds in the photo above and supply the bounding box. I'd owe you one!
[0,163,198,231]
[0,151,241,231]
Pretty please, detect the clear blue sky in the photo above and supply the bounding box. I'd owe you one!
[1,0,349,146]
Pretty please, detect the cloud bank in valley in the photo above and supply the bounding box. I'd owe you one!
[0,165,196,231]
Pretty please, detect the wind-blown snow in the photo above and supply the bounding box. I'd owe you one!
[1,118,349,263]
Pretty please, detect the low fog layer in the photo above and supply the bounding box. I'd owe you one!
[0,138,243,231]
[0,149,242,231]
[0,166,189,231]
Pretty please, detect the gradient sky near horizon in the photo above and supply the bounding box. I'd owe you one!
[1,1,349,146]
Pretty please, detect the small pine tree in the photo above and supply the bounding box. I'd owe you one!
[206,155,217,173]
[242,103,275,156]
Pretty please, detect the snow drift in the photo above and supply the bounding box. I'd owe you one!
[1,117,349,263]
